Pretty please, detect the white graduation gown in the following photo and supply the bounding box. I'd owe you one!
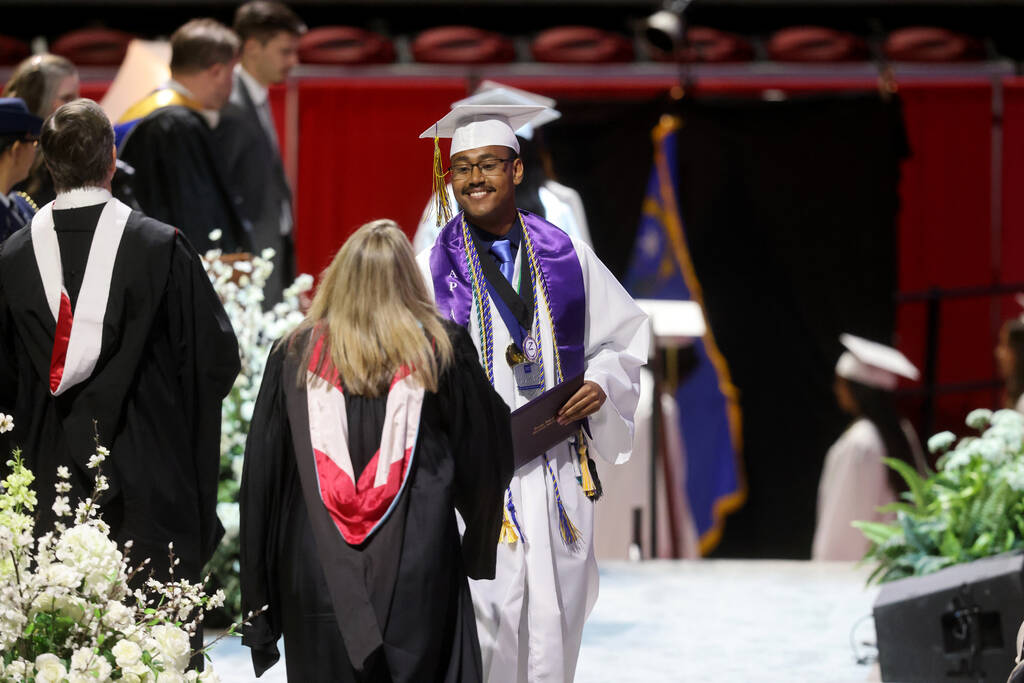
[811,418,895,561]
[417,235,649,683]
[413,182,593,253]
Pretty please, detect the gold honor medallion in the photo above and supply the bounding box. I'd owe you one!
[506,343,527,368]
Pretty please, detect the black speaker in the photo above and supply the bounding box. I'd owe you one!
[873,551,1024,682]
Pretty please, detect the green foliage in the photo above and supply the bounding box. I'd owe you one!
[859,409,1024,583]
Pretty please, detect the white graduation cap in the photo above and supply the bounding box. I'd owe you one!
[835,333,919,391]
[419,104,549,156]
[452,81,562,140]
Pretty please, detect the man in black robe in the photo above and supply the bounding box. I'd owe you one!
[0,99,239,586]
[117,18,251,254]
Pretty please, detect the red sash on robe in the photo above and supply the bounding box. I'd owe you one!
[306,335,425,545]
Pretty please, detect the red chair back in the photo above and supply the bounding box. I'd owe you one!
[298,26,395,65]
[0,36,30,66]
[52,28,134,66]
[884,27,984,62]
[651,26,753,63]
[412,26,515,64]
[531,26,634,63]
[768,26,868,62]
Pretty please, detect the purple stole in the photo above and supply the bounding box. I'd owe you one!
[429,210,585,379]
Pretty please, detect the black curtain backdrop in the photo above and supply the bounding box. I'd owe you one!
[544,98,667,278]
[674,94,909,557]
[540,93,907,557]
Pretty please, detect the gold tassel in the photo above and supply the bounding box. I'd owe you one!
[433,132,455,228]
[499,506,519,544]
[577,431,597,498]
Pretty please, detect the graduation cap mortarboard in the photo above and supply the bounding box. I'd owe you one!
[420,104,550,227]
[836,333,919,391]
[452,82,561,140]
[419,104,549,157]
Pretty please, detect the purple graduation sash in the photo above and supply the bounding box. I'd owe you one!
[429,210,586,378]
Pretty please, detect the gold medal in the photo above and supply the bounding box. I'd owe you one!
[506,343,527,367]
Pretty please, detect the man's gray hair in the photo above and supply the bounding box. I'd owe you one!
[40,98,114,193]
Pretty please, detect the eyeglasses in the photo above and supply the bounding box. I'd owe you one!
[447,157,513,179]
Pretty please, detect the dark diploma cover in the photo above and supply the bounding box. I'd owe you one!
[510,372,585,467]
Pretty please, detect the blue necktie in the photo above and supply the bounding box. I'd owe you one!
[490,239,515,284]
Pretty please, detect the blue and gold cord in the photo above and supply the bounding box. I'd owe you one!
[462,212,582,550]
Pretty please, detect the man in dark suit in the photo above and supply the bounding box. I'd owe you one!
[217,1,305,304]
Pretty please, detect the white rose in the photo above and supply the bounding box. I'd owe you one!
[102,599,135,630]
[69,646,112,681]
[34,653,68,683]
[151,624,191,673]
[5,658,29,681]
[56,524,123,596]
[112,638,143,667]
[44,561,83,589]
[157,670,186,683]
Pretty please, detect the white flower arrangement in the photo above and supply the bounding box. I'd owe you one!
[0,414,264,682]
[201,245,312,620]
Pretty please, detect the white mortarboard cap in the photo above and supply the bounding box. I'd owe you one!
[452,81,561,140]
[835,333,919,391]
[419,104,549,156]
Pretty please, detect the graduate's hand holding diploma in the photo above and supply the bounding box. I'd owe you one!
[557,380,606,425]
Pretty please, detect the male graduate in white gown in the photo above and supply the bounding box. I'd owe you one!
[416,104,649,683]
[412,82,592,253]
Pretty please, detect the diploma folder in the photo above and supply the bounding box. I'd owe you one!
[510,372,585,468]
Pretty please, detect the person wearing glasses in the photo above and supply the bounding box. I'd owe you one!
[416,105,649,683]
[412,82,592,253]
[0,98,43,242]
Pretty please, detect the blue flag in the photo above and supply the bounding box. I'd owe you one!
[624,116,745,554]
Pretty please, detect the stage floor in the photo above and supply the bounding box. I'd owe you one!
[208,560,882,682]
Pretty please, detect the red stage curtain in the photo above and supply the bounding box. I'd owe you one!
[290,78,467,278]
[895,83,998,427]
[1002,78,1024,318]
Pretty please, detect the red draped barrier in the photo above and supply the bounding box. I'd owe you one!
[1003,78,1024,314]
[896,83,998,426]
[288,78,466,277]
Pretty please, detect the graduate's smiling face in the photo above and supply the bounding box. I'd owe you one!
[451,145,523,233]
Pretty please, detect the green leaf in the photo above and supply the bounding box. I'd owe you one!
[939,529,963,560]
[852,520,901,545]
[883,457,929,509]
[970,531,993,556]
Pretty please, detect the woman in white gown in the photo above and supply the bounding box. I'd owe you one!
[812,334,925,561]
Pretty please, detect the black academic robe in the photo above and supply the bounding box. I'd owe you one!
[240,323,514,683]
[118,105,251,254]
[0,208,239,584]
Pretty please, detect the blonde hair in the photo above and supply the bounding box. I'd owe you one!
[3,54,77,119]
[293,219,453,396]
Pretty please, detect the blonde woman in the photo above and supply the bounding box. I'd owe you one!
[240,220,514,683]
